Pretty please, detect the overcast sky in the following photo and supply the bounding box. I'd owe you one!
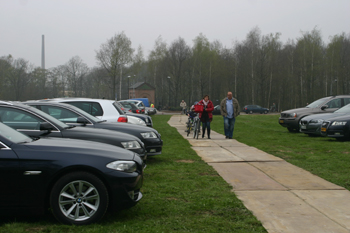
[1,0,349,69]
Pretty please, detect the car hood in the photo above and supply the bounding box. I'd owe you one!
[64,126,141,142]
[22,137,136,160]
[98,122,158,134]
[302,112,349,121]
[326,114,350,122]
[282,107,321,114]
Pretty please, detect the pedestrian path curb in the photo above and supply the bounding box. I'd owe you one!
[168,115,350,233]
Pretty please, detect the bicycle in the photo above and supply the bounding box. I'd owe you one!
[185,116,194,136]
[192,115,201,139]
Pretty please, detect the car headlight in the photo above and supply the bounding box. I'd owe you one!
[310,119,323,123]
[141,132,157,138]
[106,161,136,172]
[331,121,347,126]
[290,113,297,118]
[137,119,146,126]
[121,141,141,149]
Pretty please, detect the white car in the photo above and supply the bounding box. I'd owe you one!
[43,98,146,126]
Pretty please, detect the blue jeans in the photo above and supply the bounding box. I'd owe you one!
[223,117,235,138]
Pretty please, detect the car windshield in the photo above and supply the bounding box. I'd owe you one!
[334,104,350,113]
[306,97,329,108]
[0,122,32,144]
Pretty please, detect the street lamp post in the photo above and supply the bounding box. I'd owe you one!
[167,76,171,107]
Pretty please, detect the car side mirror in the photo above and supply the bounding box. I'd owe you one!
[77,116,89,125]
[321,105,327,110]
[40,122,55,131]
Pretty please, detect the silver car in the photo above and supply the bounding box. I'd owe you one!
[299,104,350,136]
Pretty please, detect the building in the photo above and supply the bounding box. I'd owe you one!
[129,82,155,104]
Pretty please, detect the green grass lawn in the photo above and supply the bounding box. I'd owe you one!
[211,114,350,190]
[0,115,266,233]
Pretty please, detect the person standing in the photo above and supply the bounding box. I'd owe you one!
[220,92,240,139]
[180,100,187,115]
[198,95,214,139]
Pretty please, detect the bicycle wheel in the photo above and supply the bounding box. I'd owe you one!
[193,121,197,139]
[195,120,200,139]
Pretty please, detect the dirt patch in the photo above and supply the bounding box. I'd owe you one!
[176,160,194,163]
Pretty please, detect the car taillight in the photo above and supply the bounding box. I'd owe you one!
[118,116,128,123]
[136,109,140,114]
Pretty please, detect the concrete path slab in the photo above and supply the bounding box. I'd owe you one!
[235,190,349,233]
[191,147,244,162]
[292,190,350,229]
[225,147,283,162]
[209,163,287,190]
[251,161,345,190]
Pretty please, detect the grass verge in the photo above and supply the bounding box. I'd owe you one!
[0,115,266,233]
[211,114,350,190]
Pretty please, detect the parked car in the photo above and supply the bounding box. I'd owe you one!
[24,100,163,156]
[243,105,269,114]
[279,95,350,132]
[115,101,153,127]
[320,115,350,140]
[47,98,130,123]
[0,101,147,160]
[212,105,221,115]
[0,122,143,225]
[121,99,146,114]
[119,101,143,114]
[300,104,350,136]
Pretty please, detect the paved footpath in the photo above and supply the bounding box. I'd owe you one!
[168,115,350,233]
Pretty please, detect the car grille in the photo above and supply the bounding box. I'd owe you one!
[280,113,289,118]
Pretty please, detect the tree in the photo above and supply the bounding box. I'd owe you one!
[63,56,89,97]
[95,32,134,99]
[166,37,190,106]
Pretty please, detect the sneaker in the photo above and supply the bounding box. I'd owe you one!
[225,136,229,139]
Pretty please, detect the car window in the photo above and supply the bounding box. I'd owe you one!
[112,102,126,115]
[344,98,350,105]
[326,99,341,109]
[40,106,80,123]
[306,97,329,108]
[67,102,104,117]
[0,107,45,130]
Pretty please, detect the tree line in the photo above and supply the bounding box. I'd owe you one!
[1,27,349,112]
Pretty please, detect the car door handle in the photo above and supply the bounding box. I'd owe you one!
[24,171,42,175]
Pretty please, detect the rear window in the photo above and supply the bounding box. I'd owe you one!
[112,102,125,115]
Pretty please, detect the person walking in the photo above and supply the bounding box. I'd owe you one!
[220,91,240,139]
[180,100,187,115]
[198,95,214,139]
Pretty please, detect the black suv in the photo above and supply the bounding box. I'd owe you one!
[279,95,350,132]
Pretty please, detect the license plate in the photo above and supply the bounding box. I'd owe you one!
[301,125,306,129]
[321,128,327,132]
[279,120,284,124]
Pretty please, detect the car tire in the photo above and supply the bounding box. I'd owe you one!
[50,171,109,225]
[249,110,253,114]
[264,111,267,114]
[287,127,298,133]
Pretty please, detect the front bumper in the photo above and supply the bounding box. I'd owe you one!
[279,117,299,129]
[105,164,144,211]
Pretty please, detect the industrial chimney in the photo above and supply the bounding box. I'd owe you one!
[41,35,45,69]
